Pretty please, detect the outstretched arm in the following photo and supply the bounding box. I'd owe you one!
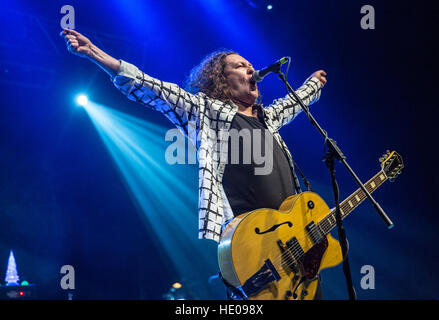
[60,29,121,77]
[60,29,202,139]
[264,70,327,130]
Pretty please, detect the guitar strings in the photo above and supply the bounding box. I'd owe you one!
[270,225,320,273]
[272,175,389,276]
[269,199,363,274]
[272,220,325,270]
[271,214,343,275]
[272,200,366,275]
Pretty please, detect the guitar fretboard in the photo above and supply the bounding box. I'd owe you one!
[318,171,388,235]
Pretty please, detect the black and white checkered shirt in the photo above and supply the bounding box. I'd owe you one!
[112,60,322,242]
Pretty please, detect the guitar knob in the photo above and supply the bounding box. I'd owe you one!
[301,290,308,299]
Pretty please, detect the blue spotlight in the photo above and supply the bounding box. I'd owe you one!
[76,94,88,106]
[267,4,273,10]
[81,101,220,290]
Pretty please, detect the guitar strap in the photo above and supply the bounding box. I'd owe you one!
[292,158,313,192]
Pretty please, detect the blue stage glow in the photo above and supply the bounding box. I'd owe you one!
[80,100,219,290]
[76,94,88,106]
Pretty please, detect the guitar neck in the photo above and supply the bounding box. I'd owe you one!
[318,170,388,235]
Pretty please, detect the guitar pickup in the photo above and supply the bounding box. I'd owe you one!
[278,239,300,279]
[306,222,324,244]
[286,237,305,261]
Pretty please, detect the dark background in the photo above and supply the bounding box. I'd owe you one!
[0,0,437,299]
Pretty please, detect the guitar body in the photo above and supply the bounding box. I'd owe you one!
[218,191,343,300]
[218,151,403,300]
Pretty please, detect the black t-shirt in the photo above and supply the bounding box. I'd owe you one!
[222,109,298,217]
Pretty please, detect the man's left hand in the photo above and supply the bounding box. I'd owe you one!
[312,70,327,87]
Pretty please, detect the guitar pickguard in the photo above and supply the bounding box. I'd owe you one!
[301,237,328,279]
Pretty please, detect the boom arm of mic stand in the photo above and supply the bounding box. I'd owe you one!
[277,72,394,229]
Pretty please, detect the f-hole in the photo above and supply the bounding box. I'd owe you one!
[255,221,293,235]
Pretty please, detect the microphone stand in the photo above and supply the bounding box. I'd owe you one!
[275,69,394,300]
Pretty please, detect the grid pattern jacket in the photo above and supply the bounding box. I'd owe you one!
[112,60,322,242]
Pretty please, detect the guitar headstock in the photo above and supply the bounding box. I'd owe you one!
[380,150,404,181]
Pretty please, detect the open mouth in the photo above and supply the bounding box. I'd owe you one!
[249,79,257,91]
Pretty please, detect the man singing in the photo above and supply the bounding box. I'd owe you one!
[61,28,327,299]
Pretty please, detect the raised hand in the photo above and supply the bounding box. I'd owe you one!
[60,29,120,77]
[60,29,93,59]
[312,70,327,87]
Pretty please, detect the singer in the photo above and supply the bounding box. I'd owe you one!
[61,29,327,300]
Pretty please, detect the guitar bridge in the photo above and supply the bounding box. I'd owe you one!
[241,259,281,297]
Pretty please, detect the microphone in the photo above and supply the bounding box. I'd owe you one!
[252,57,289,82]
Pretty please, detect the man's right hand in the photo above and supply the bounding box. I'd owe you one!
[60,29,93,59]
[60,29,120,77]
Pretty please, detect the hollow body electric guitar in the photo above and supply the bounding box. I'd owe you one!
[218,151,403,300]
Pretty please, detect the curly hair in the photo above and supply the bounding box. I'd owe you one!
[185,49,237,102]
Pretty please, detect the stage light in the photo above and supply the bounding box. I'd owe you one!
[81,100,220,293]
[267,4,273,10]
[76,94,88,106]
